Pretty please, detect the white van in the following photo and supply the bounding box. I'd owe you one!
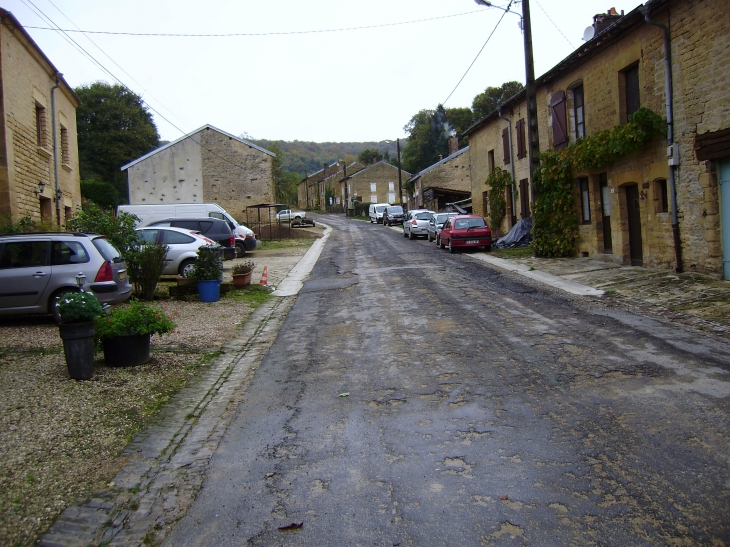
[118,203,257,257]
[369,203,391,224]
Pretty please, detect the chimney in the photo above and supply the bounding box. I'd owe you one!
[372,156,377,165]
[593,7,623,35]
[323,163,329,178]
[448,136,459,156]
[439,154,443,161]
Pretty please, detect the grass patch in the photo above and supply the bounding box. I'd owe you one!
[227,284,272,308]
[257,238,317,251]
[490,245,534,259]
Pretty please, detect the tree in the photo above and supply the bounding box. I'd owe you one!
[445,107,475,147]
[401,105,452,174]
[75,82,160,202]
[267,141,302,205]
[472,81,525,121]
[65,202,140,258]
[358,148,383,165]
[80,174,119,209]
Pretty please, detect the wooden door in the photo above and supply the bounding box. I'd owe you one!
[625,184,643,266]
[600,174,612,252]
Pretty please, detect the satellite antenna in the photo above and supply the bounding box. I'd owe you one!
[582,26,595,41]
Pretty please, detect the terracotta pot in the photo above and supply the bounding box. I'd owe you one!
[232,272,253,287]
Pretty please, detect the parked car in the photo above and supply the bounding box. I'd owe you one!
[369,203,391,223]
[146,218,236,260]
[403,210,435,239]
[427,212,459,242]
[382,205,405,227]
[135,226,219,278]
[438,215,492,253]
[0,232,132,321]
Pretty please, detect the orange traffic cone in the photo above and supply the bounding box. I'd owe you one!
[259,265,268,285]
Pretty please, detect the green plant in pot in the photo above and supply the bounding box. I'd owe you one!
[231,260,255,288]
[190,244,224,302]
[57,291,104,380]
[94,300,176,367]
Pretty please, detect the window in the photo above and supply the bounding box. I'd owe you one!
[488,150,495,174]
[370,183,377,192]
[370,195,377,203]
[551,91,568,150]
[35,103,47,147]
[388,182,395,191]
[623,64,640,121]
[502,128,510,164]
[519,179,530,218]
[0,241,48,269]
[388,193,396,203]
[60,125,70,163]
[51,241,90,265]
[573,85,585,139]
[655,179,668,213]
[516,119,526,159]
[40,197,52,222]
[579,177,591,224]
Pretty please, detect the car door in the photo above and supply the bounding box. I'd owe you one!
[0,239,52,311]
[441,219,452,245]
[159,229,201,275]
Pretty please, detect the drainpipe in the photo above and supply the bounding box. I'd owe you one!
[51,74,62,228]
[498,105,517,223]
[641,6,682,273]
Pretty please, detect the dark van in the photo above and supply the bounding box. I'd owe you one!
[147,218,237,260]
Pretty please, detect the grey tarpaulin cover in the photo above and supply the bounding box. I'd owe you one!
[495,217,533,248]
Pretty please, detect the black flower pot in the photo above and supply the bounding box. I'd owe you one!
[58,321,96,380]
[102,333,151,367]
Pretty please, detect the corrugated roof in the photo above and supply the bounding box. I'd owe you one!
[120,124,275,170]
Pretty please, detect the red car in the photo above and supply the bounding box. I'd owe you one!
[438,215,492,253]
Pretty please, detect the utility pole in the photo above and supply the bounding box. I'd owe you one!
[522,0,540,207]
[397,138,403,205]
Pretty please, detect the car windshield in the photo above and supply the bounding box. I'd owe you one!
[387,206,403,214]
[435,214,453,223]
[375,206,388,213]
[454,218,487,230]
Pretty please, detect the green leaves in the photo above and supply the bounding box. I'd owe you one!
[485,167,512,232]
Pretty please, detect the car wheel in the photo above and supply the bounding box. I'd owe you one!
[408,230,414,240]
[449,241,456,254]
[403,230,408,237]
[235,242,246,258]
[50,288,78,323]
[438,236,445,249]
[179,259,195,278]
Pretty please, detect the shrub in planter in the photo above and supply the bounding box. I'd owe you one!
[56,291,104,380]
[125,242,169,300]
[57,291,103,323]
[189,245,223,281]
[231,260,255,288]
[95,300,176,366]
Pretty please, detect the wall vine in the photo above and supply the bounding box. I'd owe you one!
[532,107,667,258]
[485,167,512,233]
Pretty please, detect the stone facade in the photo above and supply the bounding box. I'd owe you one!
[0,9,81,226]
[122,125,275,223]
[465,0,729,277]
[299,161,365,210]
[407,146,471,212]
[342,161,409,206]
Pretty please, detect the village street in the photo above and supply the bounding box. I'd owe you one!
[162,216,730,546]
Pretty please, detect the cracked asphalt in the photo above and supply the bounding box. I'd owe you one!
[161,215,730,546]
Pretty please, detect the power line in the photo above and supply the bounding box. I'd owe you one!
[533,0,574,48]
[442,2,513,106]
[24,9,485,37]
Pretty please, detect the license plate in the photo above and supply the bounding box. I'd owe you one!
[118,271,127,280]
[466,240,479,244]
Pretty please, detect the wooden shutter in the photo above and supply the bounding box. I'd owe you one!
[551,91,568,150]
[516,119,526,159]
[502,128,510,164]
[519,178,530,218]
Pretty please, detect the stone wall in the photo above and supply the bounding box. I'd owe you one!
[0,16,80,225]
[347,162,408,206]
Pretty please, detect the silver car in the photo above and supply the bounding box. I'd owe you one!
[403,210,435,240]
[427,212,459,242]
[0,232,132,321]
[136,226,219,278]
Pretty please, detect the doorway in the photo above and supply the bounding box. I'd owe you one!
[625,184,643,266]
[720,158,730,280]
[600,174,612,252]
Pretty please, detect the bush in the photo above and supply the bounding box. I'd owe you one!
[125,243,169,301]
[56,292,103,323]
[65,202,139,257]
[0,214,59,233]
[189,245,223,281]
[94,300,175,339]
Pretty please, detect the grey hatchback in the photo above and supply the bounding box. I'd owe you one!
[0,232,132,321]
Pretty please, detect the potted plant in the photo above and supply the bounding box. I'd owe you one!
[189,244,224,302]
[57,291,104,380]
[94,300,176,367]
[231,260,255,288]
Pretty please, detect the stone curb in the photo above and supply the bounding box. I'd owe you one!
[39,296,296,547]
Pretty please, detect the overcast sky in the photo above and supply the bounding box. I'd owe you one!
[7,0,643,144]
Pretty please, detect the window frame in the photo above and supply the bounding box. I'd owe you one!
[579,177,591,224]
[572,84,585,140]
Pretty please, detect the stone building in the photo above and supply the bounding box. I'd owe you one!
[121,125,275,222]
[341,161,409,206]
[298,160,365,210]
[0,8,81,227]
[465,0,730,278]
[406,138,471,212]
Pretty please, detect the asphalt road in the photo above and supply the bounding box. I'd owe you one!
[164,215,730,546]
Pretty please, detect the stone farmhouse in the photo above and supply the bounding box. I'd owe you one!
[121,125,275,222]
[465,0,730,278]
[406,137,471,212]
[299,160,365,210]
[341,161,410,207]
[0,8,81,227]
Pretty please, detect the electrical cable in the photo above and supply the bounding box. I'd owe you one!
[23,9,485,37]
[533,0,574,48]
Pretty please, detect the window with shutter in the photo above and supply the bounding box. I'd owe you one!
[551,91,568,150]
[573,85,585,139]
[502,128,510,164]
[622,64,640,121]
[516,119,526,159]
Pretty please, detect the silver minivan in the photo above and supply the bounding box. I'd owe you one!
[0,232,132,321]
